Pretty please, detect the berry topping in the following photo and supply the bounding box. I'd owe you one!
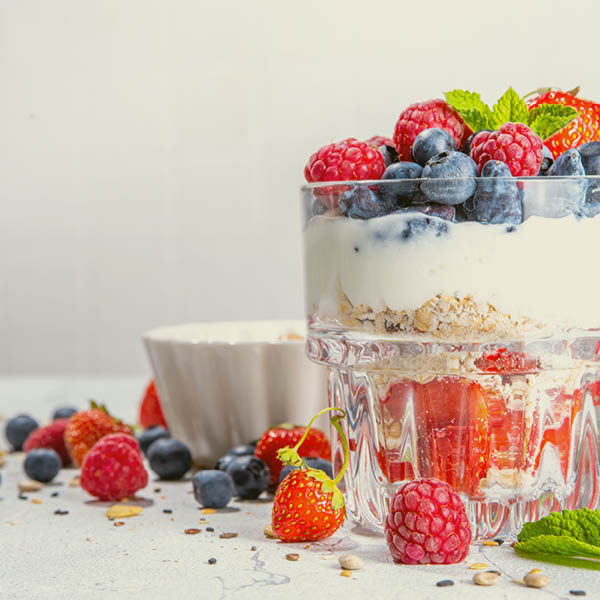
[578,141,600,174]
[411,128,456,166]
[225,455,270,499]
[365,135,393,148]
[147,438,192,480]
[470,122,543,176]
[5,415,39,451]
[380,162,423,206]
[538,145,554,175]
[24,448,61,483]
[80,433,148,501]
[339,186,386,219]
[24,419,71,467]
[385,478,471,564]
[547,148,585,177]
[304,138,385,183]
[192,470,235,508]
[137,425,170,456]
[421,151,478,205]
[139,380,168,429]
[393,100,470,162]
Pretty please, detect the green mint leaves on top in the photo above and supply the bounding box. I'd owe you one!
[514,509,600,571]
[444,87,578,140]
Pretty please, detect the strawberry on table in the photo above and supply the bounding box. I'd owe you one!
[139,379,168,430]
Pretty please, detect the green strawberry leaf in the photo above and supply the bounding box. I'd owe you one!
[306,469,345,511]
[527,103,578,140]
[491,87,529,128]
[277,445,303,467]
[445,89,494,131]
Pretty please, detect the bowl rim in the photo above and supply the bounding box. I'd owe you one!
[142,319,307,346]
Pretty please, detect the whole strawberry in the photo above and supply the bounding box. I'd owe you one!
[385,478,472,564]
[64,403,133,466]
[139,379,168,429]
[24,419,71,467]
[393,99,470,162]
[255,423,330,487]
[271,408,348,543]
[80,433,148,501]
[527,87,600,158]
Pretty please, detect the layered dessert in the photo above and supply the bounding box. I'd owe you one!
[301,87,600,538]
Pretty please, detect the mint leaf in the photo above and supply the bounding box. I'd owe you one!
[515,549,600,571]
[491,87,529,128]
[445,89,494,131]
[515,535,600,560]
[528,103,578,140]
[518,509,600,546]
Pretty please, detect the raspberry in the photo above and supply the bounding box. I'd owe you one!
[304,138,385,183]
[139,380,168,429]
[23,419,71,467]
[80,433,148,501]
[385,478,472,564]
[365,135,393,148]
[470,122,543,176]
[392,99,470,161]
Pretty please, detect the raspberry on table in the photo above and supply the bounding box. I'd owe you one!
[470,122,543,176]
[385,478,472,564]
[24,419,71,467]
[393,99,470,162]
[80,433,148,501]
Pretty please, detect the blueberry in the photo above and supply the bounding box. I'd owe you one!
[24,448,60,483]
[310,197,327,218]
[379,162,423,206]
[371,215,449,243]
[421,151,478,205]
[578,141,600,174]
[52,407,77,420]
[339,186,387,219]
[147,438,192,480]
[215,454,235,471]
[225,456,270,499]
[461,129,491,155]
[547,149,585,177]
[278,458,333,485]
[393,204,455,222]
[192,470,234,509]
[5,415,39,451]
[411,128,455,166]
[379,144,398,168]
[138,426,170,456]
[228,444,256,457]
[471,160,522,224]
[538,145,554,175]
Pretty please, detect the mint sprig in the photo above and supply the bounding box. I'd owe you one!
[444,87,578,140]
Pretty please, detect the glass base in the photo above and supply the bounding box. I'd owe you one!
[309,333,600,540]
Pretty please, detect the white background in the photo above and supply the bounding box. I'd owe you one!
[2,0,599,374]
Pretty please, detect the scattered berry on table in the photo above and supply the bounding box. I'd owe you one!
[278,457,333,485]
[226,456,270,499]
[470,122,543,177]
[255,424,331,487]
[5,415,39,451]
[393,99,470,162]
[138,380,168,429]
[24,448,61,483]
[192,470,234,508]
[137,425,170,456]
[420,151,478,205]
[379,161,423,206]
[384,478,472,564]
[339,186,387,219]
[215,454,236,471]
[147,438,192,480]
[64,404,133,466]
[411,128,456,166]
[538,145,554,175]
[24,419,71,467]
[80,433,148,501]
[547,148,585,176]
[52,406,78,420]
[304,138,385,183]
[470,160,522,224]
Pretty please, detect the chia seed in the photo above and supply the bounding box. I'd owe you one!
[51,492,59,497]
[208,558,217,565]
[163,509,173,514]
[436,580,454,587]
[570,592,587,597]
[206,527,214,532]
[54,509,69,515]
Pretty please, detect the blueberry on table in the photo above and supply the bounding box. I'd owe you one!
[5,415,39,451]
[278,458,333,485]
[228,444,256,457]
[471,160,522,224]
[379,162,423,206]
[420,151,478,205]
[411,128,455,166]
[215,454,235,471]
[52,406,77,420]
[24,448,61,483]
[192,470,234,509]
[147,438,192,480]
[138,425,170,456]
[226,456,270,499]
[339,187,387,220]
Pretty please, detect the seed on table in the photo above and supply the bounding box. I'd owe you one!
[523,573,550,588]
[185,528,202,535]
[473,571,499,586]
[436,580,454,587]
[482,540,499,546]
[340,570,352,578]
[51,492,59,497]
[285,553,300,561]
[31,498,42,505]
[154,487,161,493]
[54,509,69,516]
[206,527,214,532]
[163,509,173,514]
[114,521,125,527]
[18,480,43,492]
[18,493,28,500]
[469,563,488,570]
[219,532,238,539]
[493,538,505,545]
[338,554,364,570]
[264,524,275,538]
[208,558,217,565]
[570,591,586,596]
[202,508,216,515]
[251,546,257,551]
[528,568,541,574]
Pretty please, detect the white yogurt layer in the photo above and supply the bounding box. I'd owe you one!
[304,212,600,331]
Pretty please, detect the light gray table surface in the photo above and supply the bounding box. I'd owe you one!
[0,376,597,600]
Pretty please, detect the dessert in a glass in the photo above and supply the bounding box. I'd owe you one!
[301,87,600,539]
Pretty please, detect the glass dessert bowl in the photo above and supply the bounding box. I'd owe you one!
[301,177,600,540]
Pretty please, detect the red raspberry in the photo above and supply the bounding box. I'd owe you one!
[304,138,385,183]
[139,380,168,429]
[393,99,470,161]
[23,419,71,467]
[365,135,394,148]
[80,433,148,501]
[470,122,543,176]
[385,478,471,564]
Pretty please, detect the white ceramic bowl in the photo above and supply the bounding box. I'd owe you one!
[143,320,328,466]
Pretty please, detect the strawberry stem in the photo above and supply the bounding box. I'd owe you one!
[290,406,345,453]
[521,87,556,101]
[330,412,349,488]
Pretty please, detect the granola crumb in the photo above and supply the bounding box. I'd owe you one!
[219,532,238,539]
[285,553,300,561]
